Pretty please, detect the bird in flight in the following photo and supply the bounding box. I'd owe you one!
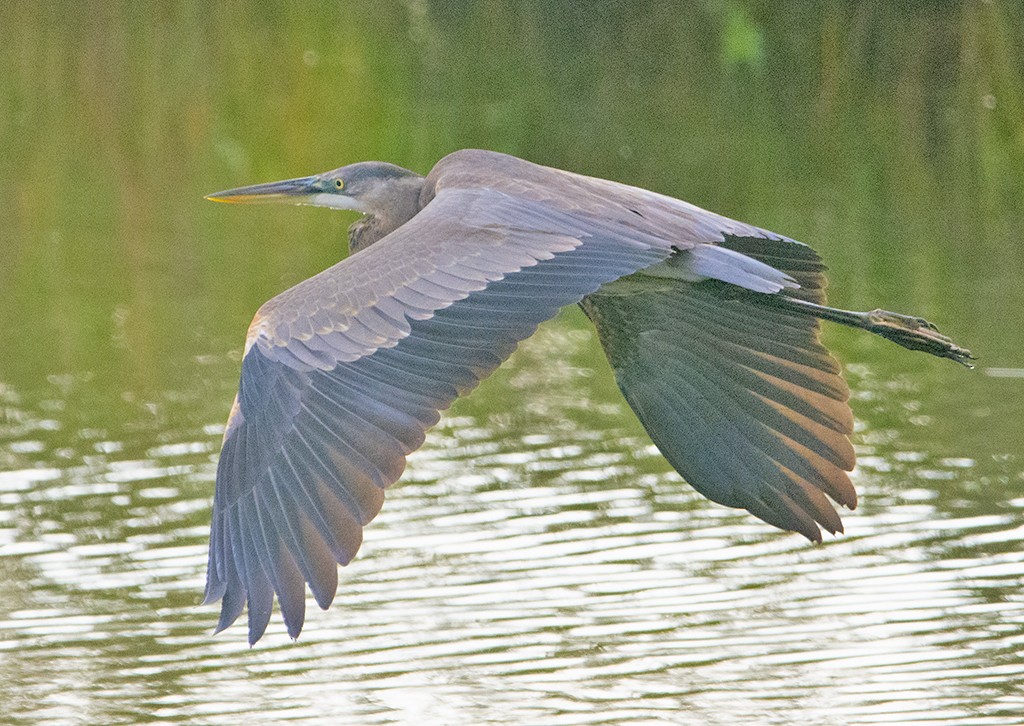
[204,149,971,643]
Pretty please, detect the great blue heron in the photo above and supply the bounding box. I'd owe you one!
[204,149,971,643]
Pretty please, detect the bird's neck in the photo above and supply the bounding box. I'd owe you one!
[347,217,388,254]
[347,176,426,254]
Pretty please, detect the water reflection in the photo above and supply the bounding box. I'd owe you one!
[2,314,1023,724]
[2,0,1024,723]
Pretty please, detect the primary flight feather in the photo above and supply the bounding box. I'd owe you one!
[205,149,971,643]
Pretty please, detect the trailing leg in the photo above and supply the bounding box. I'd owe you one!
[750,294,974,367]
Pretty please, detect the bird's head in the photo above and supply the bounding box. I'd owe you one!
[206,161,423,217]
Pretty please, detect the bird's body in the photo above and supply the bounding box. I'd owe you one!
[205,149,971,643]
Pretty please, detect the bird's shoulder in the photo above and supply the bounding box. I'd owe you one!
[427,150,795,245]
[426,149,618,206]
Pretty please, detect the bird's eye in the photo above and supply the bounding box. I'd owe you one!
[334,179,344,189]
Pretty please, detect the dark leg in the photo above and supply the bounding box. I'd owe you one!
[751,294,975,367]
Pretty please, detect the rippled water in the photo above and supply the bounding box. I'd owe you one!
[3,2,1024,724]
[2,318,1022,725]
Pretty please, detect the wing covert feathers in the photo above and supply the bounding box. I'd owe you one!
[205,191,670,642]
[207,149,858,643]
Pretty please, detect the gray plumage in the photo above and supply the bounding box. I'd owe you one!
[205,149,971,643]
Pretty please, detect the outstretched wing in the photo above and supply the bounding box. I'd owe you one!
[205,185,690,643]
[205,150,853,643]
[584,234,856,542]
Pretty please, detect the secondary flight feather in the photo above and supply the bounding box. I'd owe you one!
[205,149,971,643]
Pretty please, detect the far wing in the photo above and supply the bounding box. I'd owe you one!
[585,235,857,541]
[204,188,672,643]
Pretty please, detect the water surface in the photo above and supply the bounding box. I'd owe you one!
[1,3,1023,724]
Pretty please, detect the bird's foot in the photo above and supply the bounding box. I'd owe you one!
[865,309,975,367]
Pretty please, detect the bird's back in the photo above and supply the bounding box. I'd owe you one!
[424,149,796,250]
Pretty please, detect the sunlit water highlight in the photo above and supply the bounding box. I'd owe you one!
[3,3,1023,722]
[1,324,1022,726]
